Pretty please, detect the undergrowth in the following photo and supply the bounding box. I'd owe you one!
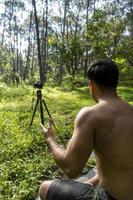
[0,82,132,199]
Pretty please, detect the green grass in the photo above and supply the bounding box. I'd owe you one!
[118,86,133,104]
[0,82,132,199]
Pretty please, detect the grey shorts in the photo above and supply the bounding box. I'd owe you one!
[46,179,116,200]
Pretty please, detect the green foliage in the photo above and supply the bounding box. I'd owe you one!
[0,0,133,83]
[0,84,93,199]
[0,82,133,199]
[118,86,133,104]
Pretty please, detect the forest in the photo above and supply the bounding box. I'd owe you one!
[0,0,133,85]
[0,0,133,200]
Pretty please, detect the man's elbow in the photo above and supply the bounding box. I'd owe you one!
[55,156,82,179]
[64,167,81,179]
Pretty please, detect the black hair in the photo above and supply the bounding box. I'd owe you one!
[87,59,119,89]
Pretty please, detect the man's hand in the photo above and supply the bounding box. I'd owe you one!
[40,119,66,171]
[40,119,55,141]
[83,174,99,186]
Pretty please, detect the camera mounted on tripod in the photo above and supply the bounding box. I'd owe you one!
[34,82,44,89]
[30,81,58,133]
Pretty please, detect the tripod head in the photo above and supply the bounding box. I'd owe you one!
[33,82,44,89]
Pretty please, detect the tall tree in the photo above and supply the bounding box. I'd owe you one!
[32,0,45,83]
[23,11,33,81]
[41,0,49,80]
[84,0,90,77]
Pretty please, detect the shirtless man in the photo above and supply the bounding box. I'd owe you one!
[39,59,133,200]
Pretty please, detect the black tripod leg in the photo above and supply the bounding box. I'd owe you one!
[40,100,44,125]
[42,99,59,134]
[30,99,39,126]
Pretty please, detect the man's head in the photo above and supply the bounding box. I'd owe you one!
[87,59,119,100]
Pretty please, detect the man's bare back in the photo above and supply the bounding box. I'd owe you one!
[39,59,133,200]
[90,96,133,200]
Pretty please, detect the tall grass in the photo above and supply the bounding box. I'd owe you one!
[0,83,132,199]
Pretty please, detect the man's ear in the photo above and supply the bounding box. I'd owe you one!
[89,80,95,90]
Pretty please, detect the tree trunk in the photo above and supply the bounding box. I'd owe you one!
[84,0,90,77]
[130,1,133,39]
[8,0,16,84]
[32,0,45,83]
[63,0,68,35]
[41,0,48,81]
[24,12,33,81]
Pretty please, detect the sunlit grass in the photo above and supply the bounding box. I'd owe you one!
[0,84,95,200]
[118,86,133,104]
[0,82,132,199]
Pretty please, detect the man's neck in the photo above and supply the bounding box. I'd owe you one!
[97,90,119,103]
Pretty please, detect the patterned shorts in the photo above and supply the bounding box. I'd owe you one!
[46,180,116,200]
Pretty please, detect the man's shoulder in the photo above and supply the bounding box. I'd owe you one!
[129,103,133,110]
[78,105,97,115]
[76,105,99,123]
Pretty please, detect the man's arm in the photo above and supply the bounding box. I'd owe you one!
[41,107,95,179]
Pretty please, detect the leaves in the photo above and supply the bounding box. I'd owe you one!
[0,84,93,199]
[0,82,133,199]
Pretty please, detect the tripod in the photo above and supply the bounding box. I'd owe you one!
[30,89,58,133]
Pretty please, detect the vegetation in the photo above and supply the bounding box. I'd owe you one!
[0,81,132,200]
[0,0,132,84]
[0,0,132,199]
